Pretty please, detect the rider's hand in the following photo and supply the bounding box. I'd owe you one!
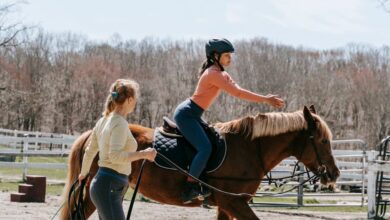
[141,148,157,162]
[264,94,285,109]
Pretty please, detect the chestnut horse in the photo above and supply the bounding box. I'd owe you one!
[60,106,340,220]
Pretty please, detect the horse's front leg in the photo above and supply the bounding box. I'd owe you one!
[217,207,234,220]
[217,197,259,220]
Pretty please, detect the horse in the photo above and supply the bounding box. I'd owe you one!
[60,105,340,220]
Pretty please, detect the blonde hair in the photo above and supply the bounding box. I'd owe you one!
[215,111,332,140]
[103,79,140,117]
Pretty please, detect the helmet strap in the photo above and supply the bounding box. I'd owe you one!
[215,53,224,71]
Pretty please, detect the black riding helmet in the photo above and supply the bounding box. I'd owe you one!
[205,38,235,59]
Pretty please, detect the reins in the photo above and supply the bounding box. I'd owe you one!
[51,126,328,220]
[155,152,320,198]
[126,159,146,220]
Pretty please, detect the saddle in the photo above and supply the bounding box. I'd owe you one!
[153,117,227,173]
[160,117,183,137]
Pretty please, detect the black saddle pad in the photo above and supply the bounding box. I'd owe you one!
[152,128,227,173]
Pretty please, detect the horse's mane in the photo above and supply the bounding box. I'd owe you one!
[214,111,332,140]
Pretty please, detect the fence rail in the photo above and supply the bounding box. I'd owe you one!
[0,130,374,210]
[254,139,367,208]
[0,128,77,180]
[0,162,67,169]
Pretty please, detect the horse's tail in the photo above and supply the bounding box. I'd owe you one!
[60,130,92,220]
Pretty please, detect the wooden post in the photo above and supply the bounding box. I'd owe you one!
[22,134,29,181]
[367,150,378,219]
[297,162,304,206]
[361,150,366,207]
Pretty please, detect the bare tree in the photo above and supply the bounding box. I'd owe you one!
[0,1,29,48]
[0,33,389,148]
[379,0,390,13]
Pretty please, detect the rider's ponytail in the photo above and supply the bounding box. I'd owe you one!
[199,55,224,77]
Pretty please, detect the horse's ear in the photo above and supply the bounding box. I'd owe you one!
[309,105,316,114]
[303,106,316,130]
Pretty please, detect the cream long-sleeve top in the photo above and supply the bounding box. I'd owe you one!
[80,112,138,176]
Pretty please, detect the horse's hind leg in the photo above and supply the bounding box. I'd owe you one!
[218,198,259,220]
[217,207,233,220]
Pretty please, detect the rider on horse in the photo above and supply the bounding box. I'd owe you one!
[173,38,285,204]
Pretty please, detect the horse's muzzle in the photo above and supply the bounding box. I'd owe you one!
[319,165,340,186]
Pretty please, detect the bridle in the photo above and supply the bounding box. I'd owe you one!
[298,127,328,180]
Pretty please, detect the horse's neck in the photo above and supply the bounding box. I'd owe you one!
[255,131,300,174]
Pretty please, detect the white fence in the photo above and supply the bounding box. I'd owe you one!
[254,139,367,208]
[367,151,382,219]
[0,130,384,215]
[0,128,78,180]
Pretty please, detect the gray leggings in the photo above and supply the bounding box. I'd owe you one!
[90,167,129,220]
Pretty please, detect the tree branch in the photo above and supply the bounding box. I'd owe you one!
[0,1,29,48]
[379,0,390,13]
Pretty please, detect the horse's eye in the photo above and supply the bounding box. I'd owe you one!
[322,139,328,144]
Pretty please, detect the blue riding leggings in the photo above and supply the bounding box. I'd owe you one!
[173,99,212,178]
[89,167,129,220]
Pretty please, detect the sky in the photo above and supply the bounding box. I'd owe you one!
[14,0,390,50]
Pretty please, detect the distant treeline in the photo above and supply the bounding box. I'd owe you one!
[0,33,389,149]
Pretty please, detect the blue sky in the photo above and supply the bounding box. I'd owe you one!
[17,0,390,50]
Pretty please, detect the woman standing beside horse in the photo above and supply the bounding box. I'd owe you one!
[75,79,157,220]
[174,38,285,204]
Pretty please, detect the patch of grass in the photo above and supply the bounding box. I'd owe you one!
[14,156,67,163]
[253,197,297,204]
[27,156,68,163]
[0,182,65,196]
[0,145,9,149]
[291,206,367,212]
[253,201,368,212]
[0,167,67,180]
[253,196,326,204]
[305,198,320,204]
[0,181,19,192]
[0,156,68,180]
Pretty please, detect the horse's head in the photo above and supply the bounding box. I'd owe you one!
[296,105,340,186]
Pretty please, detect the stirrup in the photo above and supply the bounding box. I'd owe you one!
[182,182,202,204]
[200,185,211,198]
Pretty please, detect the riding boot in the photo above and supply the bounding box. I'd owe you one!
[200,184,211,198]
[181,181,202,204]
[198,174,211,198]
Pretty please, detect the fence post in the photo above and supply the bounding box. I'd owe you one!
[367,150,378,219]
[297,162,304,206]
[34,133,38,150]
[61,135,64,152]
[49,134,53,151]
[361,150,366,207]
[22,134,29,181]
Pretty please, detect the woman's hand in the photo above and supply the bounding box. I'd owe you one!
[264,94,285,108]
[141,148,157,162]
[78,174,86,184]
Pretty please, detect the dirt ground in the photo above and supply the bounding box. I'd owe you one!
[0,192,371,220]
